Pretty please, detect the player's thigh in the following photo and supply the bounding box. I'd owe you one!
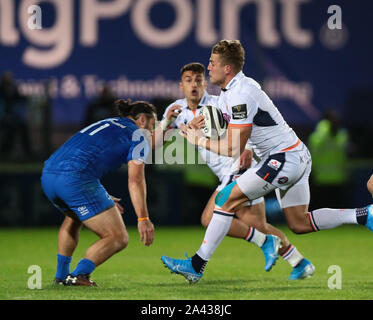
[215,180,256,212]
[235,167,277,201]
[83,205,128,241]
[201,190,218,227]
[275,183,310,209]
[53,175,115,222]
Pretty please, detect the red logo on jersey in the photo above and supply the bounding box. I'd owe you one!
[278,177,288,184]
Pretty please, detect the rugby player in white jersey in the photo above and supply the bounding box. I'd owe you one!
[161,40,373,283]
[160,62,313,281]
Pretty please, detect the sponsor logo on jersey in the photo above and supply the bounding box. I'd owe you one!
[268,159,282,170]
[231,104,247,119]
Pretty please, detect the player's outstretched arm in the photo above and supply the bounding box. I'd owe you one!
[128,160,154,246]
[152,105,181,150]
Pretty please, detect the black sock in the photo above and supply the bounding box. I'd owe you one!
[356,207,368,225]
[191,254,207,274]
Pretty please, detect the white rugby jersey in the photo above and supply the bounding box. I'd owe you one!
[218,71,301,159]
[162,91,240,179]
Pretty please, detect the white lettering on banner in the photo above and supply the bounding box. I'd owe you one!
[263,77,320,120]
[196,0,217,46]
[16,75,315,114]
[0,0,326,69]
[131,0,193,48]
[80,0,132,46]
[280,0,313,48]
[0,0,19,45]
[18,0,74,69]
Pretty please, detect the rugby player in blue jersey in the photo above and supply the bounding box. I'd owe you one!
[41,99,156,286]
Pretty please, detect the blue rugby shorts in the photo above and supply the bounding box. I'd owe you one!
[41,172,115,221]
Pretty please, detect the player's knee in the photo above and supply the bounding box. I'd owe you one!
[215,181,237,209]
[111,231,129,252]
[288,223,309,235]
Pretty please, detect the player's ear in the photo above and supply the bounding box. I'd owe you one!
[137,114,147,128]
[224,64,232,75]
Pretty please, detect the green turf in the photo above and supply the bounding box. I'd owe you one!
[1,225,373,300]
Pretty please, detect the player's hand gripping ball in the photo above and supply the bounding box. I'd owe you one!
[199,105,228,139]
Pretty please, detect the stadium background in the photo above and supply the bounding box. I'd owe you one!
[0,0,372,228]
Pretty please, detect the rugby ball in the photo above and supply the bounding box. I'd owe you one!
[199,105,228,139]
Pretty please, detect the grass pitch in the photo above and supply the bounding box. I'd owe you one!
[1,225,373,300]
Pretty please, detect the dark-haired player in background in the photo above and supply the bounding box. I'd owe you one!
[41,100,156,286]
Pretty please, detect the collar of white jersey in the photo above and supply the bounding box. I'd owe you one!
[222,71,245,92]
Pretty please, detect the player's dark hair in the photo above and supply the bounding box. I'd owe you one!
[212,40,245,72]
[115,99,156,119]
[180,62,205,78]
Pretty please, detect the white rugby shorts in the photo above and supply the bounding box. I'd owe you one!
[216,171,264,206]
[236,145,312,208]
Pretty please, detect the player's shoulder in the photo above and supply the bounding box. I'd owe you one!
[236,76,261,93]
[230,76,263,104]
[201,92,219,106]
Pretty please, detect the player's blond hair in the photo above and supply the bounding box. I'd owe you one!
[212,40,245,72]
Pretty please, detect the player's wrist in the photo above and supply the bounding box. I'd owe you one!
[160,119,170,131]
[138,216,149,222]
[160,116,177,131]
[198,137,208,148]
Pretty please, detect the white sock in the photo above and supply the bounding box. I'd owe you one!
[245,227,266,247]
[280,245,304,267]
[196,209,234,261]
[309,208,357,231]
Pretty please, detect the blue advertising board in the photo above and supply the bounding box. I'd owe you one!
[1,0,372,126]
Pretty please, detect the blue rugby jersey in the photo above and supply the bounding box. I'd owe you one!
[43,117,149,179]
